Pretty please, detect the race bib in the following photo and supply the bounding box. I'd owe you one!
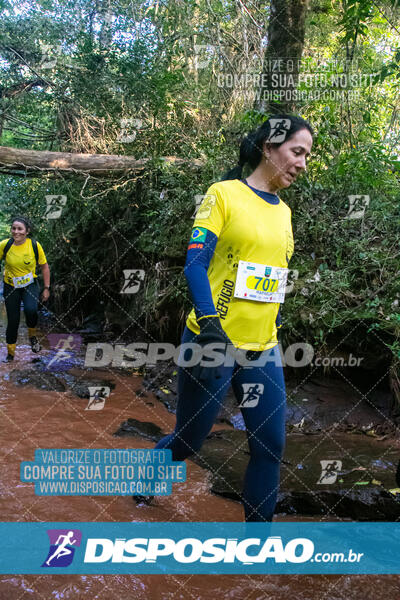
[13,272,34,288]
[234,260,288,303]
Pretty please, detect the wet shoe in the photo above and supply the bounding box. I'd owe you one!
[132,495,154,505]
[3,354,14,362]
[30,336,42,353]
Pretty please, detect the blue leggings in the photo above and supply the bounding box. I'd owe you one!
[156,326,286,521]
[3,281,39,344]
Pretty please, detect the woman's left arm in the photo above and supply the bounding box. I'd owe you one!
[40,262,51,301]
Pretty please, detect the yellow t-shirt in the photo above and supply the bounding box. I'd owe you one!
[0,238,47,286]
[186,179,294,351]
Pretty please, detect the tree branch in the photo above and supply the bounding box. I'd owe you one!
[0,145,204,177]
[0,79,48,99]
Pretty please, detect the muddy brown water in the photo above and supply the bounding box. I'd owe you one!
[0,324,399,598]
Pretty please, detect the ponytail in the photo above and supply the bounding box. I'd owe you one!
[222,164,244,181]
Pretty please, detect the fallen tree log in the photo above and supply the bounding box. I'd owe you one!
[0,145,204,177]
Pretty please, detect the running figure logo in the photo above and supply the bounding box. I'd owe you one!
[345,195,370,220]
[267,118,291,143]
[194,44,217,70]
[45,195,67,219]
[120,269,145,294]
[193,193,217,219]
[42,529,82,567]
[86,386,110,410]
[39,43,62,69]
[116,118,142,143]
[239,383,264,408]
[47,334,82,371]
[317,460,342,484]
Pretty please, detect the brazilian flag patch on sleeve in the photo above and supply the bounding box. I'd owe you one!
[190,227,208,243]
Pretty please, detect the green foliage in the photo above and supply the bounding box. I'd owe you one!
[280,139,399,356]
[0,0,398,362]
[338,0,376,44]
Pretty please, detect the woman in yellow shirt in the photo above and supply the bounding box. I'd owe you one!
[152,115,314,521]
[0,217,51,361]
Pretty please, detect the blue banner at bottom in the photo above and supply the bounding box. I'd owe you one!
[0,522,399,574]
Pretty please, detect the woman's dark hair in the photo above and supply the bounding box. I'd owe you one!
[11,216,33,235]
[222,114,314,180]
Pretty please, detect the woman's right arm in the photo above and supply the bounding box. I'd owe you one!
[184,184,226,321]
[183,227,218,321]
[0,239,7,261]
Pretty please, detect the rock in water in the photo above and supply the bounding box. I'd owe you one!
[192,430,400,520]
[8,369,66,392]
[113,418,164,442]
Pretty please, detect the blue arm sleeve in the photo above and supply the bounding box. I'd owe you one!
[183,228,218,320]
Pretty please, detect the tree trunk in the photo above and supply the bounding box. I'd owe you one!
[99,0,113,49]
[0,146,203,177]
[256,0,309,114]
